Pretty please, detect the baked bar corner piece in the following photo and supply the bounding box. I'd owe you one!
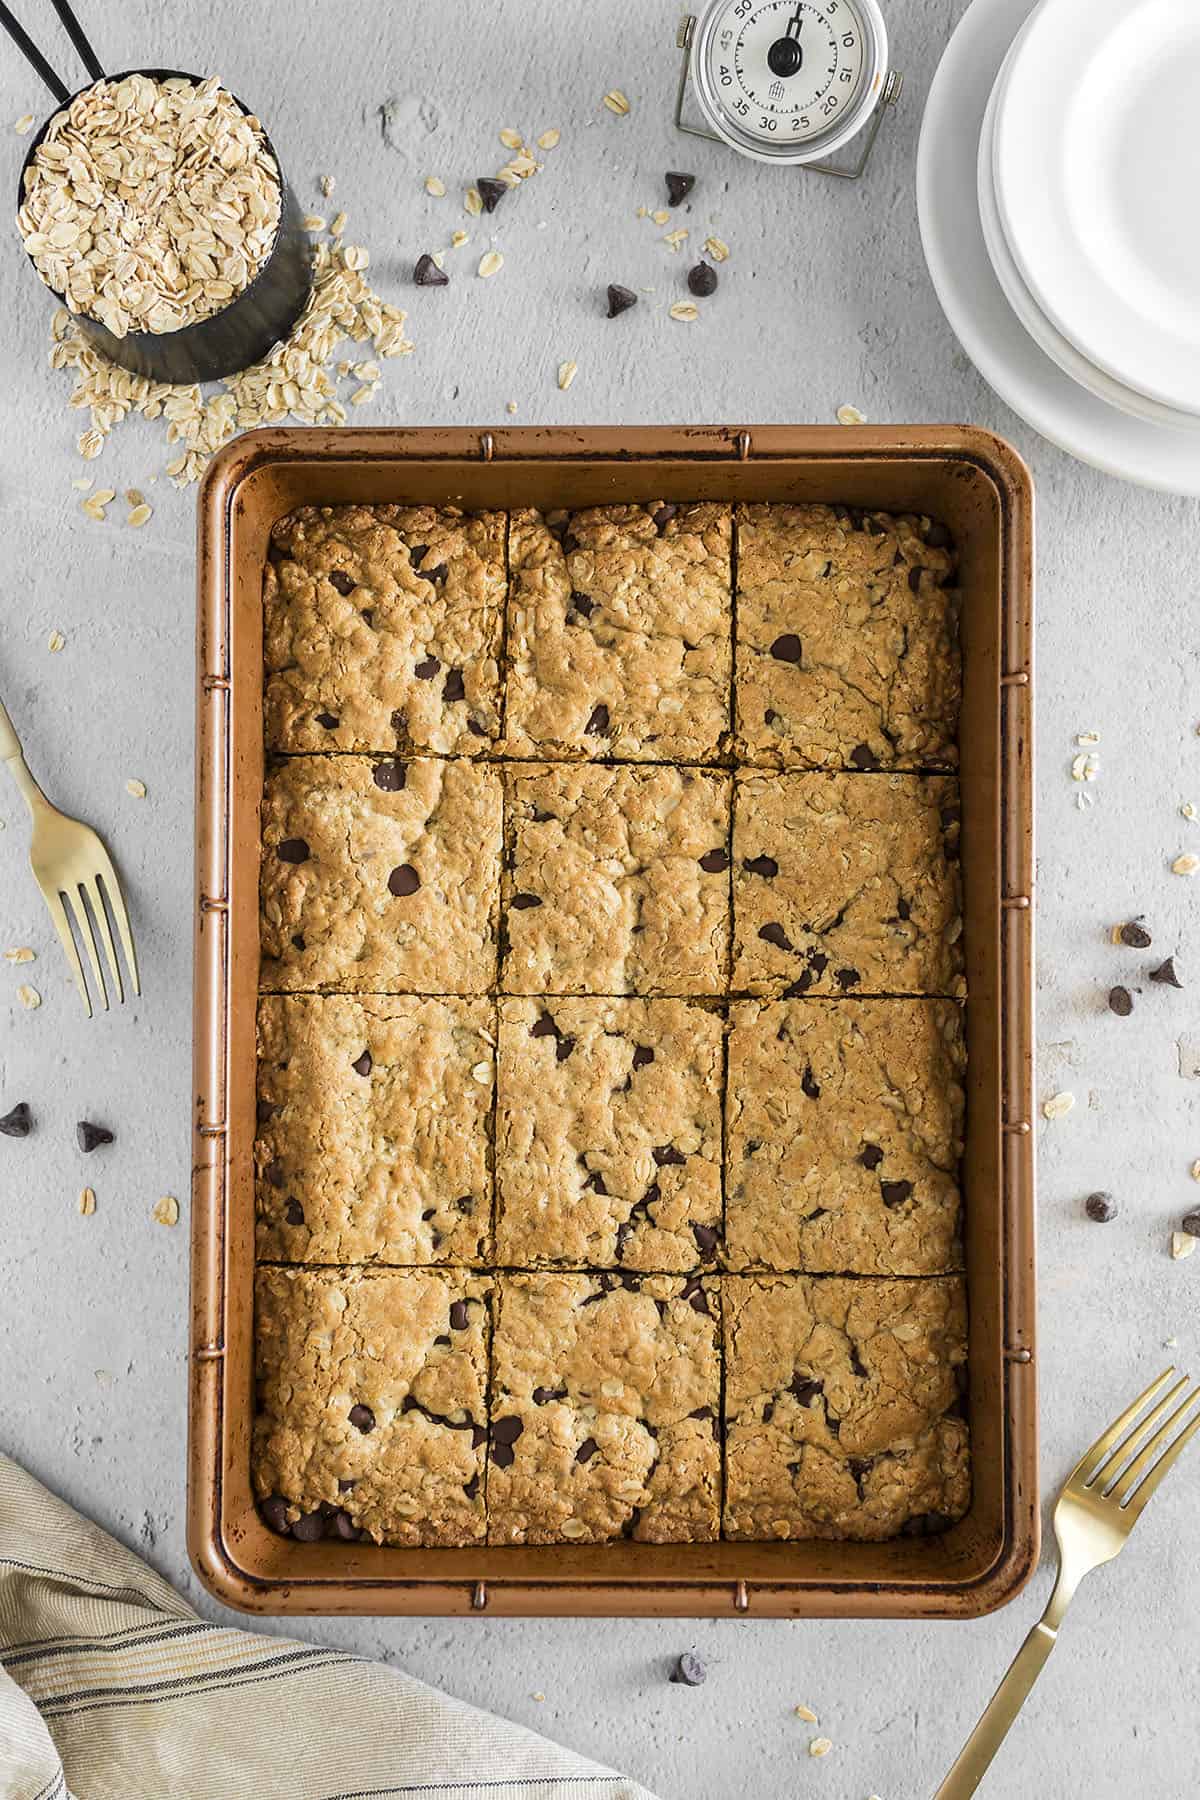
[259,754,502,994]
[488,1272,721,1544]
[723,1274,970,1541]
[734,502,961,770]
[501,762,733,997]
[732,770,964,997]
[496,996,723,1270]
[255,994,494,1265]
[253,1267,491,1547]
[503,502,732,762]
[263,503,505,755]
[725,998,965,1275]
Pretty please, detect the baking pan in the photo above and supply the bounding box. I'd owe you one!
[190,424,1036,1618]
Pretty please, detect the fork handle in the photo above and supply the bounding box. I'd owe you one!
[932,1615,1060,1797]
[0,694,46,817]
[0,694,23,765]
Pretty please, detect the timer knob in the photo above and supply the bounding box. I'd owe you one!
[766,35,803,77]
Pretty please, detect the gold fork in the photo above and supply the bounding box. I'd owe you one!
[935,1367,1200,1797]
[0,692,140,1016]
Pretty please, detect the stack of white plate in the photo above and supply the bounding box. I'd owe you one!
[917,0,1200,495]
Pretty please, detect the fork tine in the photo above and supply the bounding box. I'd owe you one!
[73,883,109,1012]
[45,890,91,1018]
[83,874,123,1004]
[1071,1367,1178,1489]
[1086,1373,1192,1491]
[93,849,140,997]
[1110,1385,1200,1511]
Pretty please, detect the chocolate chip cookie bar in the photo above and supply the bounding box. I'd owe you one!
[255,995,494,1265]
[732,771,964,996]
[734,503,960,770]
[264,505,505,755]
[253,1267,491,1547]
[259,754,502,993]
[503,503,731,762]
[488,1272,721,1543]
[502,763,732,996]
[496,997,722,1269]
[723,1274,969,1541]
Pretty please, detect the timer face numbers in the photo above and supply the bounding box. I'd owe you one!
[708,0,867,142]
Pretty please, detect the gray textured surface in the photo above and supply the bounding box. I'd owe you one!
[1,3,1198,1796]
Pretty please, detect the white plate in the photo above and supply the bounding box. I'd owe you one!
[916,0,1200,496]
[993,0,1200,416]
[977,35,1200,434]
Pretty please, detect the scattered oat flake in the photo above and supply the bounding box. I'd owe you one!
[651,208,670,226]
[1190,1158,1200,1181]
[330,210,347,235]
[669,301,699,322]
[837,404,868,425]
[77,428,104,460]
[125,778,147,798]
[78,1187,96,1216]
[537,128,560,149]
[506,400,518,414]
[705,235,730,262]
[636,205,649,219]
[124,487,144,506]
[71,476,92,490]
[530,1690,546,1702]
[47,630,65,653]
[1182,803,1197,820]
[1171,1230,1196,1261]
[1042,1091,1075,1119]
[349,384,376,406]
[302,214,326,231]
[1173,854,1200,875]
[499,128,523,150]
[1076,731,1100,746]
[127,503,152,527]
[14,113,34,134]
[17,985,41,1010]
[604,90,631,115]
[424,175,446,197]
[808,1738,833,1759]
[478,251,503,279]
[663,228,689,250]
[1071,753,1100,782]
[153,1194,180,1227]
[465,187,483,216]
[451,229,469,248]
[320,174,335,197]
[794,1705,818,1723]
[5,948,35,964]
[557,360,578,391]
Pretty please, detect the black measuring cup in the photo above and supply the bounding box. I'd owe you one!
[6,4,313,383]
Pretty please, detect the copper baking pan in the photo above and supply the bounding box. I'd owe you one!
[190,424,1036,1618]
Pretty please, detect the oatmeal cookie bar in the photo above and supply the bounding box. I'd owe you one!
[723,1274,970,1541]
[732,771,963,996]
[725,999,965,1274]
[503,503,731,762]
[488,1272,720,1543]
[496,997,722,1270]
[259,754,502,994]
[502,763,732,996]
[255,995,494,1265]
[735,503,960,770]
[264,504,505,754]
[253,1267,491,1547]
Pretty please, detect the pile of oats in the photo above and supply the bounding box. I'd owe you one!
[19,74,281,339]
[51,220,412,487]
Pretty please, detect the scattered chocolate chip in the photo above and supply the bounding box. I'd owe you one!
[692,1223,718,1257]
[835,967,861,990]
[800,1065,821,1101]
[372,758,406,790]
[632,1045,655,1070]
[897,897,912,920]
[1182,1211,1200,1238]
[669,1651,707,1686]
[769,633,802,664]
[511,892,542,909]
[848,1345,869,1378]
[449,1299,469,1331]
[1150,957,1183,988]
[743,854,779,877]
[260,1494,292,1535]
[467,718,488,738]
[388,863,421,897]
[414,655,440,680]
[860,1143,884,1170]
[1119,920,1152,948]
[349,1404,375,1433]
[758,921,793,951]
[0,1102,32,1138]
[790,1375,823,1405]
[530,1013,559,1038]
[275,837,310,864]
[477,176,507,212]
[665,170,695,205]
[585,702,611,736]
[576,1436,599,1464]
[698,848,729,873]
[284,1197,305,1226]
[414,252,449,286]
[1085,1191,1118,1223]
[76,1120,114,1153]
[606,283,637,318]
[654,1145,686,1166]
[327,570,356,596]
[490,1415,523,1466]
[390,709,407,735]
[1108,985,1134,1017]
[443,668,465,703]
[848,743,876,769]
[652,503,677,533]
[881,1179,913,1208]
[315,711,339,730]
[687,260,717,297]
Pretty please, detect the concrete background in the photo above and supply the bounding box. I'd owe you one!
[2,3,1198,1795]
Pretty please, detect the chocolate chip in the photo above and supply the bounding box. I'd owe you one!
[291,1509,327,1542]
[897,897,911,920]
[265,1157,286,1187]
[576,1436,599,1464]
[511,892,542,909]
[260,1495,292,1534]
[743,854,778,877]
[585,703,611,736]
[769,633,802,664]
[800,1065,821,1101]
[758,921,793,951]
[570,590,595,617]
[1182,1211,1200,1238]
[835,967,861,990]
[256,1098,277,1123]
[881,1179,913,1208]
[654,1145,686,1166]
[407,544,429,568]
[372,758,406,790]
[477,176,507,212]
[923,520,952,549]
[338,1477,356,1492]
[533,1385,567,1405]
[652,503,677,533]
[275,837,310,864]
[414,655,440,680]
[332,1509,360,1539]
[669,1651,707,1686]
[680,1277,709,1315]
[692,1223,718,1257]
[687,260,717,297]
[443,668,465,703]
[606,283,637,318]
[1108,985,1134,1017]
[848,743,876,769]
[388,863,421,897]
[1150,957,1183,988]
[556,1036,576,1062]
[491,1417,523,1464]
[665,170,695,205]
[414,252,449,286]
[291,934,306,951]
[632,1045,655,1070]
[530,1013,559,1038]
[642,1182,661,1209]
[1119,920,1152,948]
[315,711,339,730]
[348,1404,376,1434]
[860,1143,884,1170]
[449,1299,469,1331]
[328,570,356,596]
[584,1172,608,1194]
[901,1511,955,1537]
[77,1120,114,1153]
[0,1102,32,1138]
[284,1197,305,1226]
[907,565,924,594]
[699,848,729,873]
[361,609,374,627]
[1085,1191,1118,1222]
[849,1345,869,1378]
[790,1375,823,1406]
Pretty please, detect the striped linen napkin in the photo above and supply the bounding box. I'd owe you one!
[0,1454,658,1800]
